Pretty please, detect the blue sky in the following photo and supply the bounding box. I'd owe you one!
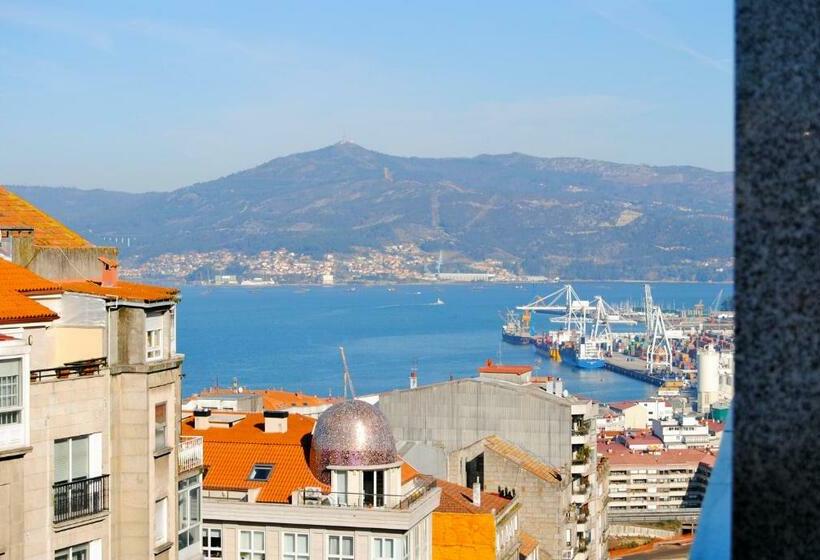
[0,1,733,191]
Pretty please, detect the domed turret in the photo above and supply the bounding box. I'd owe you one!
[309,400,398,483]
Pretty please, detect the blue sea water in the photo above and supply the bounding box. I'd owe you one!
[177,282,732,404]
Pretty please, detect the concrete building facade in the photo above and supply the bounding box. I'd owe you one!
[0,187,203,559]
[379,375,606,560]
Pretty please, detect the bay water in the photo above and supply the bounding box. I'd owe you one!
[177,282,732,404]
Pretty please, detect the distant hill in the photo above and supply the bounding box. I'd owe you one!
[7,142,733,280]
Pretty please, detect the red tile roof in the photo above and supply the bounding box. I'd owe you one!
[434,479,512,515]
[519,531,539,557]
[0,259,63,295]
[60,279,178,303]
[193,387,336,410]
[0,186,90,248]
[0,260,60,324]
[478,359,532,375]
[609,400,639,411]
[598,441,716,468]
[181,412,328,503]
[483,436,561,483]
[0,289,58,325]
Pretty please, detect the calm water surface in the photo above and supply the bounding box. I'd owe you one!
[177,282,732,404]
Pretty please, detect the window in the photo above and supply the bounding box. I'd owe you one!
[178,476,201,551]
[239,529,265,560]
[332,471,348,505]
[146,312,163,361]
[363,470,385,507]
[249,464,274,481]
[155,497,168,545]
[155,402,167,452]
[327,535,353,560]
[202,527,222,558]
[55,435,89,483]
[0,359,22,425]
[371,537,400,560]
[282,532,308,560]
[55,543,89,560]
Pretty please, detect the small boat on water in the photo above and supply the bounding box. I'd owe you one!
[433,297,445,305]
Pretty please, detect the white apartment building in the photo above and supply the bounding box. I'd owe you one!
[185,401,440,560]
[651,414,712,449]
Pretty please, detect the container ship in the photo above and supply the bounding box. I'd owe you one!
[501,310,532,345]
[534,331,606,369]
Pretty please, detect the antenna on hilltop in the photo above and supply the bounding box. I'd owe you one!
[339,346,356,400]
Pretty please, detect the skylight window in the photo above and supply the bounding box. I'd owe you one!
[249,464,274,481]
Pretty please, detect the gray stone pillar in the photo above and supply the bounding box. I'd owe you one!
[735,1,820,557]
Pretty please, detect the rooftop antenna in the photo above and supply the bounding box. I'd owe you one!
[339,346,356,400]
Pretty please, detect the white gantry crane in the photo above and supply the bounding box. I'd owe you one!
[646,305,673,374]
[591,295,637,350]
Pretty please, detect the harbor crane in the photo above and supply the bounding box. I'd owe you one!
[517,284,587,315]
[339,346,356,400]
[643,284,654,335]
[646,305,673,373]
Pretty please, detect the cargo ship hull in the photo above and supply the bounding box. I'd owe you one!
[502,331,532,345]
[559,346,605,369]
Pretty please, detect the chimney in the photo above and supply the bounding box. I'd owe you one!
[194,408,211,430]
[472,478,481,507]
[409,369,418,389]
[264,410,289,433]
[99,256,119,287]
[555,377,564,397]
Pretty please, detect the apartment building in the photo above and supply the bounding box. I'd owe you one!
[599,441,715,514]
[184,400,441,560]
[378,368,607,560]
[651,414,713,449]
[0,186,202,559]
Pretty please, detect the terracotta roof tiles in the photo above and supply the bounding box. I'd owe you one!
[483,436,562,483]
[181,412,328,503]
[0,186,90,248]
[60,279,178,303]
[478,360,533,375]
[434,479,512,515]
[0,259,63,295]
[519,531,539,557]
[0,289,59,325]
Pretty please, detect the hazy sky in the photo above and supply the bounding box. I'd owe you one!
[0,1,733,191]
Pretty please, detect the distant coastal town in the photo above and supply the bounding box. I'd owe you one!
[121,243,732,285]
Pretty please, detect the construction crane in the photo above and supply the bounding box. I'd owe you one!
[339,346,356,400]
[710,289,725,314]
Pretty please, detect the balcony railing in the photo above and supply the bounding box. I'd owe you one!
[31,357,107,383]
[178,436,204,473]
[53,475,109,523]
[572,419,592,436]
[298,477,437,510]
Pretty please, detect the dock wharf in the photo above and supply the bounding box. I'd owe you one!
[603,353,683,386]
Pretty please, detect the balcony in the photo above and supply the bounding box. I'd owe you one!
[53,475,109,524]
[572,483,591,504]
[178,436,204,473]
[31,357,107,383]
[571,419,592,444]
[297,477,437,510]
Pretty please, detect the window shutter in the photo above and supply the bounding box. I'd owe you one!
[54,439,69,483]
[89,433,102,477]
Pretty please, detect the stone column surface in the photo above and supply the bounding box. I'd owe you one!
[735,0,820,558]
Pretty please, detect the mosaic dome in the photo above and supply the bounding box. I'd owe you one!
[309,400,398,483]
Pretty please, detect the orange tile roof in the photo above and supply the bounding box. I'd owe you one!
[191,387,337,411]
[478,360,532,375]
[60,279,178,303]
[181,412,328,503]
[0,259,63,295]
[435,479,512,515]
[483,436,562,483]
[598,441,716,468]
[0,289,59,325]
[0,186,90,248]
[519,531,539,557]
[401,460,420,484]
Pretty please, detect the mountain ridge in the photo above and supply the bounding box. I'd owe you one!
[5,143,733,281]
